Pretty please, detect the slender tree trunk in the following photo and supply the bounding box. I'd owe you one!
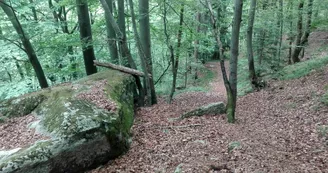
[297,0,314,60]
[0,25,3,37]
[258,0,268,64]
[139,0,157,104]
[0,1,48,88]
[287,0,294,64]
[276,0,284,62]
[206,0,231,122]
[100,0,145,106]
[291,0,304,63]
[193,12,201,80]
[247,0,258,88]
[300,0,314,48]
[168,4,184,104]
[227,0,243,123]
[13,57,25,80]
[29,0,38,21]
[76,0,97,75]
[105,0,119,64]
[118,0,126,37]
[117,0,128,66]
[129,0,153,106]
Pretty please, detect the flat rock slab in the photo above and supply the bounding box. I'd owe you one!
[180,102,226,119]
[0,70,135,173]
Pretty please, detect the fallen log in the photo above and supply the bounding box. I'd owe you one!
[180,102,226,119]
[93,60,151,78]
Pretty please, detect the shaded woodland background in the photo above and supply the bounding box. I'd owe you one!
[0,0,328,120]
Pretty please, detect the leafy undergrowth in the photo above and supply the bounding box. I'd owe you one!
[155,63,216,97]
[277,55,328,80]
[89,62,328,173]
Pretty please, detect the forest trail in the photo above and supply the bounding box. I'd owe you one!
[205,61,229,98]
[90,32,328,172]
[90,64,328,173]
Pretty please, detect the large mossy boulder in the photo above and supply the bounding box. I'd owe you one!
[0,70,135,173]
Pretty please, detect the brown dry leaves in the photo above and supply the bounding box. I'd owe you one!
[0,114,48,150]
[90,64,328,173]
[76,80,117,112]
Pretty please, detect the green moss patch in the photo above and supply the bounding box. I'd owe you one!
[277,56,328,80]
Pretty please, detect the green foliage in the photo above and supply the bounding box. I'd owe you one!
[237,58,253,96]
[277,56,328,80]
[173,163,183,173]
[311,19,328,31]
[317,125,328,140]
[321,91,328,106]
[0,116,7,123]
[228,141,241,153]
[0,79,38,100]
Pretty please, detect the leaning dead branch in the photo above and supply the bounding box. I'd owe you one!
[93,60,151,78]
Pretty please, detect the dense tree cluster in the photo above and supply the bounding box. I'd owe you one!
[0,0,326,122]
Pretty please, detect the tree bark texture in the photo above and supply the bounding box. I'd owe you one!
[246,0,258,88]
[76,0,97,75]
[0,0,49,88]
[257,0,267,64]
[29,0,38,21]
[193,12,201,80]
[138,0,157,104]
[105,0,119,64]
[129,0,154,106]
[276,0,284,61]
[227,0,243,123]
[292,0,314,63]
[117,0,129,66]
[291,0,304,63]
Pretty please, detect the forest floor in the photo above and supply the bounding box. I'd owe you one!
[90,45,328,172]
[1,32,327,172]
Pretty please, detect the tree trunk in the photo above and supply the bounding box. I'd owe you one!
[168,4,184,104]
[129,0,153,106]
[100,0,145,106]
[105,0,119,64]
[13,57,25,80]
[276,0,284,62]
[76,0,97,75]
[206,0,231,122]
[0,25,2,37]
[300,0,313,47]
[118,0,126,36]
[117,0,128,66]
[0,1,48,88]
[193,12,201,80]
[138,0,157,104]
[257,0,268,65]
[247,0,258,88]
[29,0,38,21]
[291,0,304,63]
[287,0,294,64]
[227,0,243,123]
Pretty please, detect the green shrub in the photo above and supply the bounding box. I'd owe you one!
[321,91,328,106]
[277,56,328,80]
[311,19,328,31]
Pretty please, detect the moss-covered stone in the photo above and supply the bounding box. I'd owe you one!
[0,94,46,118]
[0,69,135,173]
[180,102,226,119]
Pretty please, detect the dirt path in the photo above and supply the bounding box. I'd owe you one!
[205,61,229,97]
[90,59,328,172]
